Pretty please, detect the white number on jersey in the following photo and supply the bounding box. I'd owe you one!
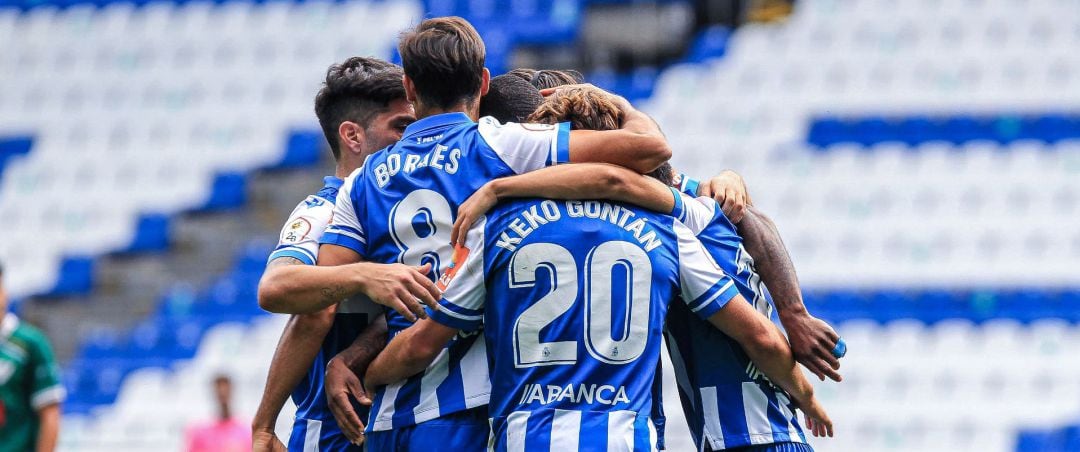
[511,241,652,368]
[389,189,453,273]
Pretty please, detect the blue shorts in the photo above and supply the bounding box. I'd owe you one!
[366,406,489,452]
[289,417,362,452]
[712,441,815,452]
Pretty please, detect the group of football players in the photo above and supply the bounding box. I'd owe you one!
[250,16,844,452]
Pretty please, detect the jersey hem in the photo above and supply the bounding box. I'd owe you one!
[705,433,805,450]
[368,393,491,432]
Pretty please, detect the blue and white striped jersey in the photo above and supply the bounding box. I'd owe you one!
[267,176,382,451]
[319,112,572,432]
[664,193,807,450]
[429,198,741,452]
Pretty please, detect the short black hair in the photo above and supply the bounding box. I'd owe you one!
[506,68,539,82]
[479,74,543,123]
[398,17,486,110]
[530,69,585,90]
[314,57,406,159]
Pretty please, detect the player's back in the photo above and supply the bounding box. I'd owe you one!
[471,198,734,452]
[322,112,570,431]
[666,195,806,449]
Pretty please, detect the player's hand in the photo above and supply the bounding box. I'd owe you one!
[782,312,842,382]
[800,396,834,438]
[252,428,287,452]
[325,356,370,446]
[357,262,441,322]
[452,183,497,246]
[698,170,751,223]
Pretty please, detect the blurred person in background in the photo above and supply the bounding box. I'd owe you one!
[185,374,250,452]
[0,262,64,452]
[252,56,421,451]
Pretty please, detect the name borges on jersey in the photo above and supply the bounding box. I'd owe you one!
[373,143,462,187]
[494,200,664,252]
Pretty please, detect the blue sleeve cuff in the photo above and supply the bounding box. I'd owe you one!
[319,232,365,255]
[267,247,315,266]
[429,304,483,332]
[688,279,740,320]
[669,187,685,221]
[554,122,571,164]
[679,174,700,197]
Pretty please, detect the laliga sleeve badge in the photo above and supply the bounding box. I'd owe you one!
[436,244,471,291]
[282,218,311,244]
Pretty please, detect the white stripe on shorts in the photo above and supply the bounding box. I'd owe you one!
[304,419,322,452]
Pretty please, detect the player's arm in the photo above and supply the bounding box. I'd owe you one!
[257,248,437,320]
[324,314,389,444]
[252,256,337,450]
[364,319,460,388]
[545,86,670,173]
[451,163,676,244]
[702,299,830,437]
[36,403,59,452]
[27,330,64,452]
[260,175,442,318]
[739,207,841,382]
[368,218,489,390]
[674,169,751,223]
[674,222,832,437]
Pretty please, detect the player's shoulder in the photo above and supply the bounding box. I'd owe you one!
[477,116,559,134]
[313,176,345,204]
[8,317,50,350]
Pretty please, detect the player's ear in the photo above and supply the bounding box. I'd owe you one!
[338,121,365,155]
[479,68,490,97]
[403,74,417,104]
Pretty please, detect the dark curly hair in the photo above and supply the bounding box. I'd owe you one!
[314,57,405,159]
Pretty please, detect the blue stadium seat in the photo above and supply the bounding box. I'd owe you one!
[684,25,730,63]
[0,136,33,180]
[122,213,172,253]
[275,130,325,169]
[45,256,96,297]
[199,172,247,211]
[806,117,849,148]
[1015,428,1066,452]
[896,116,940,146]
[942,115,992,145]
[853,117,896,147]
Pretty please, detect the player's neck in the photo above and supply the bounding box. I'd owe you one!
[335,151,368,178]
[414,100,480,122]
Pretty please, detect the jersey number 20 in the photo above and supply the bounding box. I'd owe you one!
[511,241,652,368]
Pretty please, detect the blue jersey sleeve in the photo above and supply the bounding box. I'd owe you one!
[429,216,488,332]
[674,172,701,197]
[268,195,336,265]
[320,168,367,255]
[674,220,740,319]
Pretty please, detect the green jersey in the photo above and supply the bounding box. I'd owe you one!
[0,315,65,452]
